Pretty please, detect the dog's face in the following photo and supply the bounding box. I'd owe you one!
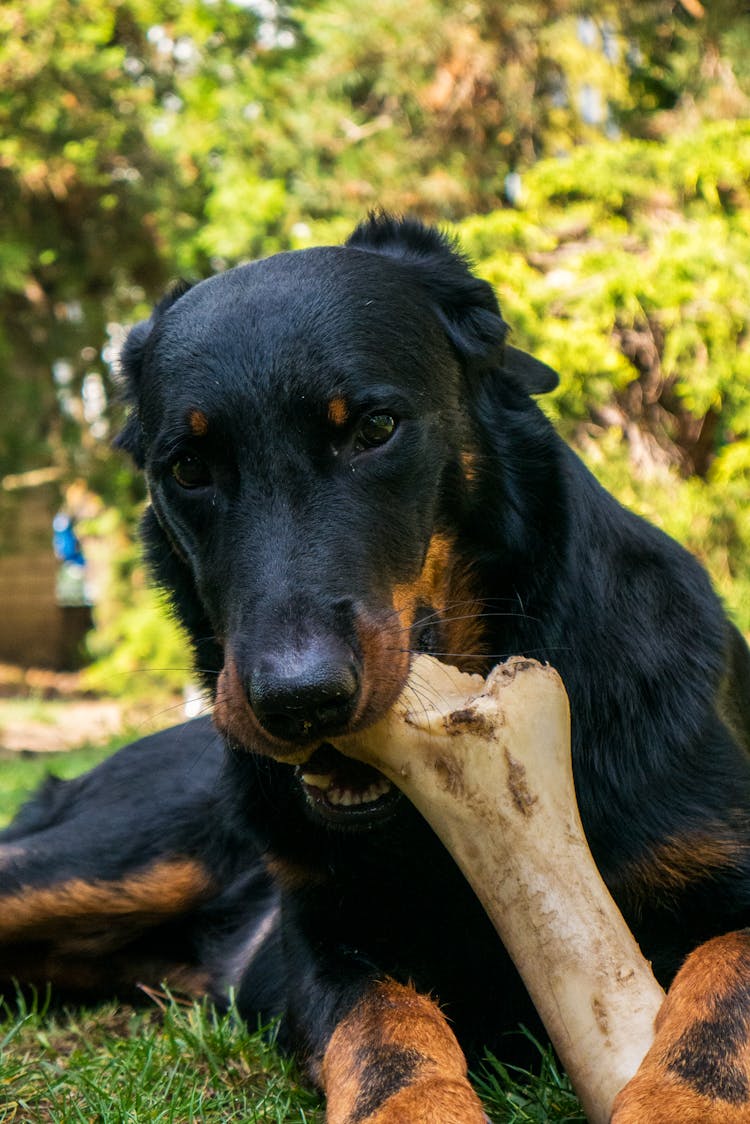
[118,218,557,826]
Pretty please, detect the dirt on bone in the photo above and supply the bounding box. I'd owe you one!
[442,705,497,739]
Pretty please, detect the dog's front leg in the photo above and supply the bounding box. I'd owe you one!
[321,978,486,1124]
[612,930,750,1123]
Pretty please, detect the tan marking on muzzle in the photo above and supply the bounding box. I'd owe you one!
[392,533,489,674]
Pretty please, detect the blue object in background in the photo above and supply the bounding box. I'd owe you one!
[53,512,92,606]
[52,512,85,566]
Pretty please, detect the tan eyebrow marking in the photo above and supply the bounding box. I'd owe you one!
[327,396,349,427]
[187,409,209,436]
[461,451,479,484]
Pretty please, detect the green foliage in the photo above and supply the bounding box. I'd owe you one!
[0,2,164,478]
[458,119,750,632]
[83,580,194,697]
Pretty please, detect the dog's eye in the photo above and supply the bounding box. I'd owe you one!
[171,453,212,490]
[355,413,397,450]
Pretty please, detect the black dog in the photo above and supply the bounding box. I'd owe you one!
[3,216,750,1122]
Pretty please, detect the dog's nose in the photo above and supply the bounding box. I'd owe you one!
[246,647,359,742]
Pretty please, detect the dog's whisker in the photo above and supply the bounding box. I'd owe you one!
[183,725,225,784]
[378,598,529,630]
[133,666,220,676]
[388,649,489,661]
[403,664,451,710]
[404,669,443,704]
[389,609,542,638]
[402,681,442,734]
[131,697,214,734]
[408,600,532,621]
[395,646,572,660]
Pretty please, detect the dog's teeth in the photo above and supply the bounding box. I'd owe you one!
[328,787,353,806]
[324,778,393,807]
[301,772,334,790]
[368,777,393,799]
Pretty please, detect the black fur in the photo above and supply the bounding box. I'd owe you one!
[3,215,750,1106]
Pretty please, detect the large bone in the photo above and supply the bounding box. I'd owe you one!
[334,656,665,1124]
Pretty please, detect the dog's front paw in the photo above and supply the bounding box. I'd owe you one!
[322,980,488,1123]
[612,931,750,1124]
[611,1071,744,1124]
[327,1073,487,1124]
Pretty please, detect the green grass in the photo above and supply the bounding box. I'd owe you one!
[0,993,323,1123]
[0,735,584,1122]
[475,1042,585,1122]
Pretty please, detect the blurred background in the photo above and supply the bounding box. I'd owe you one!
[1,0,749,749]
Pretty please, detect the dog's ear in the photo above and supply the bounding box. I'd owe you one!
[348,216,560,395]
[502,345,560,395]
[346,214,508,371]
[115,280,193,465]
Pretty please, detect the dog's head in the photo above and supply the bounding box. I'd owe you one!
[118,215,557,825]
